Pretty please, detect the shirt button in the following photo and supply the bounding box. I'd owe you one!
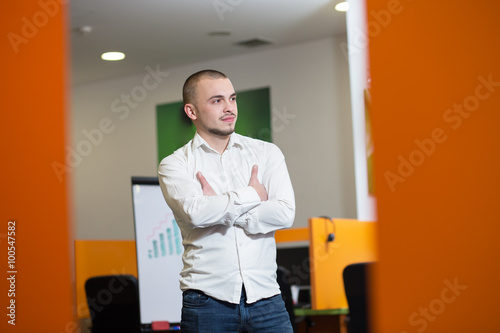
[239,243,243,247]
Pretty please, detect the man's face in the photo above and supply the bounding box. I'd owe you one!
[188,77,238,138]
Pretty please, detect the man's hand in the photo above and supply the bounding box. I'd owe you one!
[197,172,216,196]
[197,166,268,201]
[249,165,268,201]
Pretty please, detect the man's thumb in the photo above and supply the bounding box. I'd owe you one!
[197,171,206,184]
[250,165,258,182]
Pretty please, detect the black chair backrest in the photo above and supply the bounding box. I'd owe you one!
[343,262,373,333]
[85,274,141,333]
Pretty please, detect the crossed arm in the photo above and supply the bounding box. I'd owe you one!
[197,164,268,201]
[158,148,295,234]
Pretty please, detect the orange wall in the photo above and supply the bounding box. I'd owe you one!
[309,218,377,310]
[368,0,500,332]
[1,2,75,332]
[75,240,138,318]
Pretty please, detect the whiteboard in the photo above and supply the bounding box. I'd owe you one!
[131,177,183,325]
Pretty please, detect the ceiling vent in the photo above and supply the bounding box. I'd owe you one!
[235,37,274,48]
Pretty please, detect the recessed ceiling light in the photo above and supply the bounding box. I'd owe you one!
[76,25,92,36]
[101,52,125,61]
[335,2,349,12]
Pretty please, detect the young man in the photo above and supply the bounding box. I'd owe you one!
[158,70,295,332]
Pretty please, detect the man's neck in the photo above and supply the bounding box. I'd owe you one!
[199,132,231,154]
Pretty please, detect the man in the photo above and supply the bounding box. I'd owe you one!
[158,69,295,332]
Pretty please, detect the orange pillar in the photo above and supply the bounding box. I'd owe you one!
[368,0,500,332]
[1,1,75,332]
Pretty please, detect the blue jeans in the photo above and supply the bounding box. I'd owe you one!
[181,288,294,333]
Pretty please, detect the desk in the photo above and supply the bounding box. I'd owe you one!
[295,308,349,317]
[294,308,349,333]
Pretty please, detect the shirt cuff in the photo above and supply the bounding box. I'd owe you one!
[233,186,261,227]
[234,186,261,206]
[234,209,259,229]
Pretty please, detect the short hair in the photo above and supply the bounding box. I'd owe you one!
[182,69,228,105]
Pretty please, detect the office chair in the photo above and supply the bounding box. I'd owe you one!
[85,274,141,333]
[277,266,298,333]
[343,262,373,333]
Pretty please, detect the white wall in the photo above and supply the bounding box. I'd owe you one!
[346,0,377,221]
[71,36,356,240]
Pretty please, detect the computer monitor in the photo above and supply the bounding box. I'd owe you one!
[276,244,310,286]
[131,176,182,329]
[276,243,312,307]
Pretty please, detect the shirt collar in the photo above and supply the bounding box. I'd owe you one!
[192,132,242,153]
[227,133,243,149]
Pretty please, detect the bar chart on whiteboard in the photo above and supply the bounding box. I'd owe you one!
[131,178,183,325]
[147,213,183,260]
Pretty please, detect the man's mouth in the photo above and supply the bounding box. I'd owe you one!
[221,114,236,122]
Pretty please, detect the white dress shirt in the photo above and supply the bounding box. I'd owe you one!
[158,132,295,304]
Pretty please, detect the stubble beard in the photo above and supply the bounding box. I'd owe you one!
[208,127,235,137]
[193,102,236,137]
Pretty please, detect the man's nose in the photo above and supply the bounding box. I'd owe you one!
[223,101,234,113]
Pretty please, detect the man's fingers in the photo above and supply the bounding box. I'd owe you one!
[248,165,268,201]
[197,171,210,189]
[197,171,206,184]
[249,165,258,184]
[197,171,216,196]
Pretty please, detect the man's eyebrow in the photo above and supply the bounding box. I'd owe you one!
[208,92,237,100]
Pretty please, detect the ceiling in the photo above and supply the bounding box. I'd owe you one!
[70,0,347,86]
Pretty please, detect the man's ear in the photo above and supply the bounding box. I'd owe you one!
[184,104,197,120]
